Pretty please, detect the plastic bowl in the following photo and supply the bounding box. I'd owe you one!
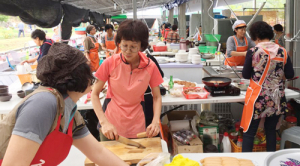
[17,90,25,98]
[0,94,12,102]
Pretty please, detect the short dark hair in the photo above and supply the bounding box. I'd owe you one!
[233,26,247,35]
[172,25,178,31]
[249,21,274,41]
[47,63,95,94]
[115,19,149,51]
[273,24,283,32]
[31,29,46,41]
[105,24,114,31]
[165,23,171,29]
[86,25,95,34]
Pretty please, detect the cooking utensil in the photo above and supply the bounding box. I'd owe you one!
[0,94,12,102]
[202,77,232,87]
[117,136,146,149]
[17,90,25,98]
[137,132,147,138]
[201,53,215,59]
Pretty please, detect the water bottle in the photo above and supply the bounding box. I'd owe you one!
[169,75,174,90]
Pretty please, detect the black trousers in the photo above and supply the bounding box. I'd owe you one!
[242,115,280,152]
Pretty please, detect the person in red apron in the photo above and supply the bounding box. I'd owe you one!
[225,20,256,66]
[101,24,117,58]
[241,21,294,152]
[164,23,171,43]
[0,43,127,166]
[91,19,163,141]
[21,29,53,65]
[83,25,101,72]
[273,24,285,48]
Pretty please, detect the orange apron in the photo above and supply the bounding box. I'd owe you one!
[88,37,100,72]
[105,34,116,58]
[240,48,288,133]
[225,36,248,66]
[275,34,284,47]
[198,33,201,41]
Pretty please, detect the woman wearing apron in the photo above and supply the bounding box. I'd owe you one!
[83,25,101,72]
[101,24,117,58]
[91,19,163,140]
[273,24,285,48]
[241,21,294,152]
[0,43,127,166]
[225,20,256,66]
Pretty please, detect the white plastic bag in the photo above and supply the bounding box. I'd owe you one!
[137,152,170,166]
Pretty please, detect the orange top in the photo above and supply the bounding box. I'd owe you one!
[95,52,163,138]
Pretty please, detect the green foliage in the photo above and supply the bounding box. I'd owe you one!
[0,15,9,22]
[229,0,286,10]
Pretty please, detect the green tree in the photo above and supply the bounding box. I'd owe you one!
[0,15,9,22]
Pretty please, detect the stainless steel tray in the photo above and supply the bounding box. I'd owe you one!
[265,149,300,166]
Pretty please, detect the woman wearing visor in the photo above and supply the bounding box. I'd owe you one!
[225,20,256,66]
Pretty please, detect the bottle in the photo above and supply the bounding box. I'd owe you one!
[237,138,243,147]
[173,132,189,145]
[169,75,174,90]
[221,132,231,153]
[25,50,30,60]
[180,37,186,51]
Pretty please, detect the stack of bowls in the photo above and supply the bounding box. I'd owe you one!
[192,54,202,64]
[189,48,200,64]
[0,85,12,102]
[175,50,188,63]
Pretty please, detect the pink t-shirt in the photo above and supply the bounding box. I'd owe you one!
[95,52,163,138]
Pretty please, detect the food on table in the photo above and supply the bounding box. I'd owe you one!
[200,157,254,166]
[174,80,196,87]
[183,87,206,94]
[209,81,224,84]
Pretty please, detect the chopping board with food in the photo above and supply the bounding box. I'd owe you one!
[84,137,162,165]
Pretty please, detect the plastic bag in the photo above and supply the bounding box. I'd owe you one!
[137,152,170,166]
[164,154,200,166]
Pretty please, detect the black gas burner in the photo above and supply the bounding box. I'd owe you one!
[204,85,240,97]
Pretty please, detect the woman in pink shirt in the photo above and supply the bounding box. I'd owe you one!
[91,19,164,140]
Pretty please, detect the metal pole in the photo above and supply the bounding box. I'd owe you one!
[132,0,137,20]
[162,10,167,22]
[58,23,62,43]
[168,8,174,25]
[201,0,213,36]
[253,0,256,11]
[178,3,186,38]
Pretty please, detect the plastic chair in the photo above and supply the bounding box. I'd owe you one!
[280,126,300,149]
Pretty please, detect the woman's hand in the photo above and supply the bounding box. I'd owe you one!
[146,121,160,138]
[101,120,119,140]
[20,60,28,65]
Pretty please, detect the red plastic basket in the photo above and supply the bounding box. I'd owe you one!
[182,87,209,99]
[153,45,167,52]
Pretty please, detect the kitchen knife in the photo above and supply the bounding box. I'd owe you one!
[117,136,146,149]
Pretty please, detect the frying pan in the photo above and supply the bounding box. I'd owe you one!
[202,77,232,87]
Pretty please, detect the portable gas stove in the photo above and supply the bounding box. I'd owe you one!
[204,84,240,97]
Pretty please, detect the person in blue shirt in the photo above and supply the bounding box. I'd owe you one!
[21,29,54,65]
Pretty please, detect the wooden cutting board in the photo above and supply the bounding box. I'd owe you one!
[85,137,162,165]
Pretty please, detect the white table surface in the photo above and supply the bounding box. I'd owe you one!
[59,139,169,166]
[1,80,300,114]
[179,152,272,166]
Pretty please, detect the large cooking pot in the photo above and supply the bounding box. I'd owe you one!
[202,77,231,87]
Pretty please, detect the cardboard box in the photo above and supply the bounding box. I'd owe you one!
[171,133,203,155]
[161,110,203,155]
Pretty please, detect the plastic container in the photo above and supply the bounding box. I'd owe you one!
[182,87,209,99]
[286,116,297,129]
[170,43,180,50]
[221,132,231,153]
[230,138,280,152]
[30,65,37,70]
[198,46,217,54]
[180,38,187,51]
[153,45,167,52]
[230,128,239,142]
[204,34,222,42]
[17,74,32,84]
